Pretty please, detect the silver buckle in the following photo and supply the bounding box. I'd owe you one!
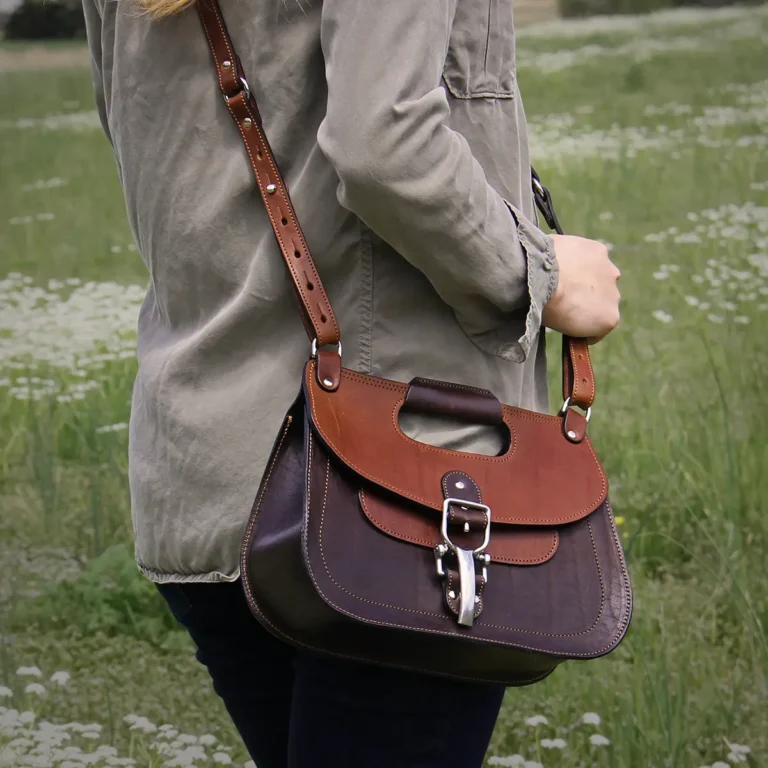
[224,76,251,104]
[434,498,491,627]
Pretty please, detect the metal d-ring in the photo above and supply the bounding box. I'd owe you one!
[310,339,342,360]
[560,396,592,423]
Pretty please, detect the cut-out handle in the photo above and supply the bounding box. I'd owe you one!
[401,378,504,426]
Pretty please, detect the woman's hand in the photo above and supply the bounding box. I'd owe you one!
[543,234,622,344]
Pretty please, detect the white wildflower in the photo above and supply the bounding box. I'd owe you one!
[82,731,101,740]
[213,754,233,765]
[0,686,12,698]
[19,711,36,724]
[590,733,611,746]
[524,714,548,727]
[582,712,601,725]
[199,734,217,746]
[16,667,43,678]
[541,738,567,749]
[599,211,614,221]
[652,310,674,324]
[707,314,725,324]
[711,763,731,768]
[653,271,670,280]
[24,683,46,696]
[128,716,157,734]
[733,316,751,324]
[50,671,71,687]
[524,762,544,768]
[727,743,751,755]
[489,759,525,768]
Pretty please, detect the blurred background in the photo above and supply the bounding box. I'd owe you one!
[1,0,766,766]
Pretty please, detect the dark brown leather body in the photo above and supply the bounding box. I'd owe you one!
[241,365,632,686]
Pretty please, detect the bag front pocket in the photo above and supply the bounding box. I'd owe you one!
[443,0,517,100]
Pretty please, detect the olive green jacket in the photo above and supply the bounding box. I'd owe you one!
[82,0,559,582]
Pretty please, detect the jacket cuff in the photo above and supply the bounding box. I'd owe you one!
[514,205,559,360]
[465,204,558,363]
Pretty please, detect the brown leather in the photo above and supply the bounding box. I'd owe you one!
[360,490,559,565]
[316,349,341,392]
[402,378,504,426]
[199,0,632,686]
[563,338,595,410]
[305,362,607,525]
[197,0,340,350]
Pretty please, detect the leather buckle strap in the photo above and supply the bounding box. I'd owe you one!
[532,168,597,429]
[197,0,340,351]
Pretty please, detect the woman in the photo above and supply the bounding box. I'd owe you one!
[82,0,621,765]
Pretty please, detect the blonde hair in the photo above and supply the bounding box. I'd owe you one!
[140,0,194,18]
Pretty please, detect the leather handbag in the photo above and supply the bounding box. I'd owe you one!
[197,1,632,686]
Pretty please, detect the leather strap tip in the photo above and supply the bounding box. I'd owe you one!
[563,408,588,443]
[316,349,341,392]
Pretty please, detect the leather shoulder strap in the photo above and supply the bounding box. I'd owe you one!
[197,1,595,414]
[197,0,340,349]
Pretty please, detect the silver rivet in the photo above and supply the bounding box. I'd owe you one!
[266,184,277,194]
[543,261,553,272]
[322,378,334,388]
[243,117,252,127]
[222,60,232,69]
[463,522,470,533]
[455,481,465,490]
[567,430,577,440]
[474,596,480,604]
[448,591,456,600]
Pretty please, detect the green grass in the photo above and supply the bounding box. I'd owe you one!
[1,7,767,767]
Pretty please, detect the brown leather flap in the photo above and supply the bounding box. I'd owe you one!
[360,489,558,565]
[304,363,608,526]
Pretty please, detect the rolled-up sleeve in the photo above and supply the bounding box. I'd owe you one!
[317,0,557,362]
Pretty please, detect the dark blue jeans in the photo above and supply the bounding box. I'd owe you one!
[157,580,505,768]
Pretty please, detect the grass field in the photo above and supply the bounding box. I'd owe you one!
[1,5,767,767]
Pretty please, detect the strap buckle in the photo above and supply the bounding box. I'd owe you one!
[434,498,491,627]
[224,75,251,104]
